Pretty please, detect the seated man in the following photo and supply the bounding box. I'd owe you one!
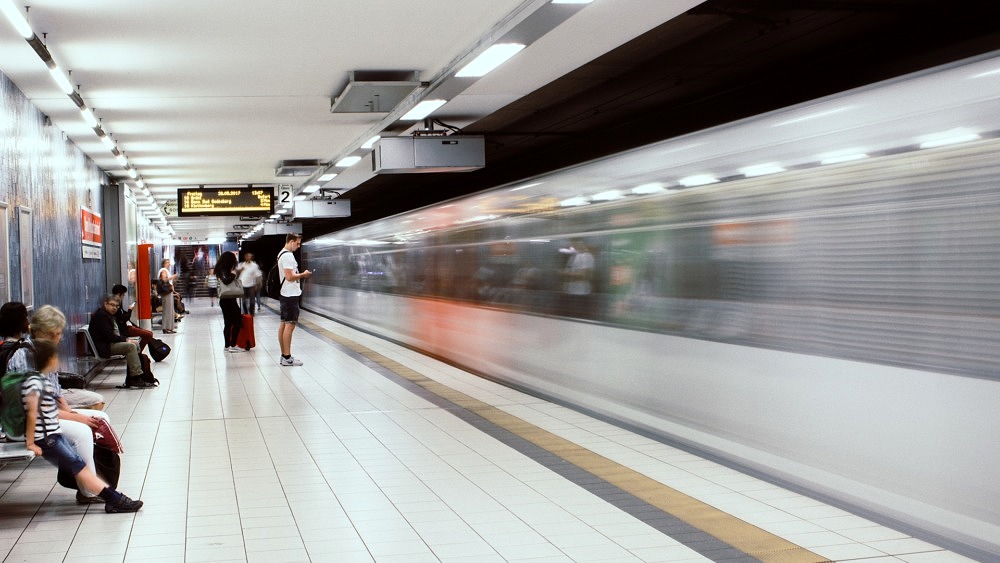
[110,284,153,353]
[89,294,153,389]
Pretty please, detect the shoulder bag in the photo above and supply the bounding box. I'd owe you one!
[218,275,243,298]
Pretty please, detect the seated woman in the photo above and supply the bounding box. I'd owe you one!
[89,295,154,389]
[1,303,113,504]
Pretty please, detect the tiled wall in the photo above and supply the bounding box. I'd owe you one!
[0,70,112,361]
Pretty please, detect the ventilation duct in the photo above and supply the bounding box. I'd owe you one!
[330,70,422,113]
[372,136,485,174]
[275,159,325,177]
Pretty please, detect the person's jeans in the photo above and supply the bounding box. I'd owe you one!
[242,286,258,315]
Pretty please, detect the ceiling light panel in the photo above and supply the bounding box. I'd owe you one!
[401,99,447,121]
[456,43,526,77]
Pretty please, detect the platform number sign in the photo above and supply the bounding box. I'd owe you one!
[279,186,293,208]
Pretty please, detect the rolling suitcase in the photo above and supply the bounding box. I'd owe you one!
[235,314,255,350]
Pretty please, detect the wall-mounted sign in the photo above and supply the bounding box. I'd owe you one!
[81,207,102,259]
[177,187,274,217]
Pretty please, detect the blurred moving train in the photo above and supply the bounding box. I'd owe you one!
[303,52,1000,557]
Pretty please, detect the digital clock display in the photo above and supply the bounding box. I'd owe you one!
[177,187,274,217]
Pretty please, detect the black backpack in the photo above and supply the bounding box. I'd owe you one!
[265,250,289,299]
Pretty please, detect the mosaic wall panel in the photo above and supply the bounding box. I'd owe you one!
[0,70,112,359]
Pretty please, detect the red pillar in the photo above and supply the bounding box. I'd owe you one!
[137,243,153,330]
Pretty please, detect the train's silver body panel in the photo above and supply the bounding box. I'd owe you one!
[303,52,1000,555]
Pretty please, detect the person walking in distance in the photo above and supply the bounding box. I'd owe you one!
[236,252,262,316]
[277,234,311,366]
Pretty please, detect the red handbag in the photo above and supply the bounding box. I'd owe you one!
[92,418,124,453]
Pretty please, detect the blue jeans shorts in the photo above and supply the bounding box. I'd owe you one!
[279,296,300,323]
[39,433,86,476]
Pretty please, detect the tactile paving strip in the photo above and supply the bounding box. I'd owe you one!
[300,319,829,563]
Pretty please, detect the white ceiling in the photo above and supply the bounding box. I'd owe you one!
[0,0,701,241]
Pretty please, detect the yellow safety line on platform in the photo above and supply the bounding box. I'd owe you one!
[301,319,830,563]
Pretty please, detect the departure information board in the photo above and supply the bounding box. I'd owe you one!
[177,187,274,217]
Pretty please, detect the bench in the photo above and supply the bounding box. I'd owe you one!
[78,325,126,364]
[0,441,33,462]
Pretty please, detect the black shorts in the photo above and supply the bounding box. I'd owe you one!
[279,295,300,323]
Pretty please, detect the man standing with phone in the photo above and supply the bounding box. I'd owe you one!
[278,234,311,366]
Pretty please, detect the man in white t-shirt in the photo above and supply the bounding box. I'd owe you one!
[236,252,262,316]
[277,234,311,366]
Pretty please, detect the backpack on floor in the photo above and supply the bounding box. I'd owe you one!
[138,353,159,386]
[57,443,121,490]
[265,250,289,299]
[147,338,171,362]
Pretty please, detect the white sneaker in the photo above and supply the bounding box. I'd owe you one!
[279,356,303,366]
[226,346,245,353]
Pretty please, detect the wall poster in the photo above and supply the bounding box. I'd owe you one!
[18,206,32,309]
[82,207,102,259]
[0,203,9,303]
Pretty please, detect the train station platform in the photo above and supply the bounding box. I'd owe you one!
[0,298,974,562]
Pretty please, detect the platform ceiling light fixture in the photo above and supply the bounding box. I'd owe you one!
[456,43,526,77]
[361,135,381,150]
[401,99,447,121]
[1,0,144,183]
[0,0,31,37]
[335,156,362,168]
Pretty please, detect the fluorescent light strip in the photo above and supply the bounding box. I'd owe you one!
[302,184,320,194]
[318,173,337,181]
[49,67,75,94]
[335,156,361,168]
[80,108,98,128]
[456,43,525,77]
[401,99,447,121]
[361,135,380,149]
[0,1,33,38]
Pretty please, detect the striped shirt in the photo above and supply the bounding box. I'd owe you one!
[20,374,60,440]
